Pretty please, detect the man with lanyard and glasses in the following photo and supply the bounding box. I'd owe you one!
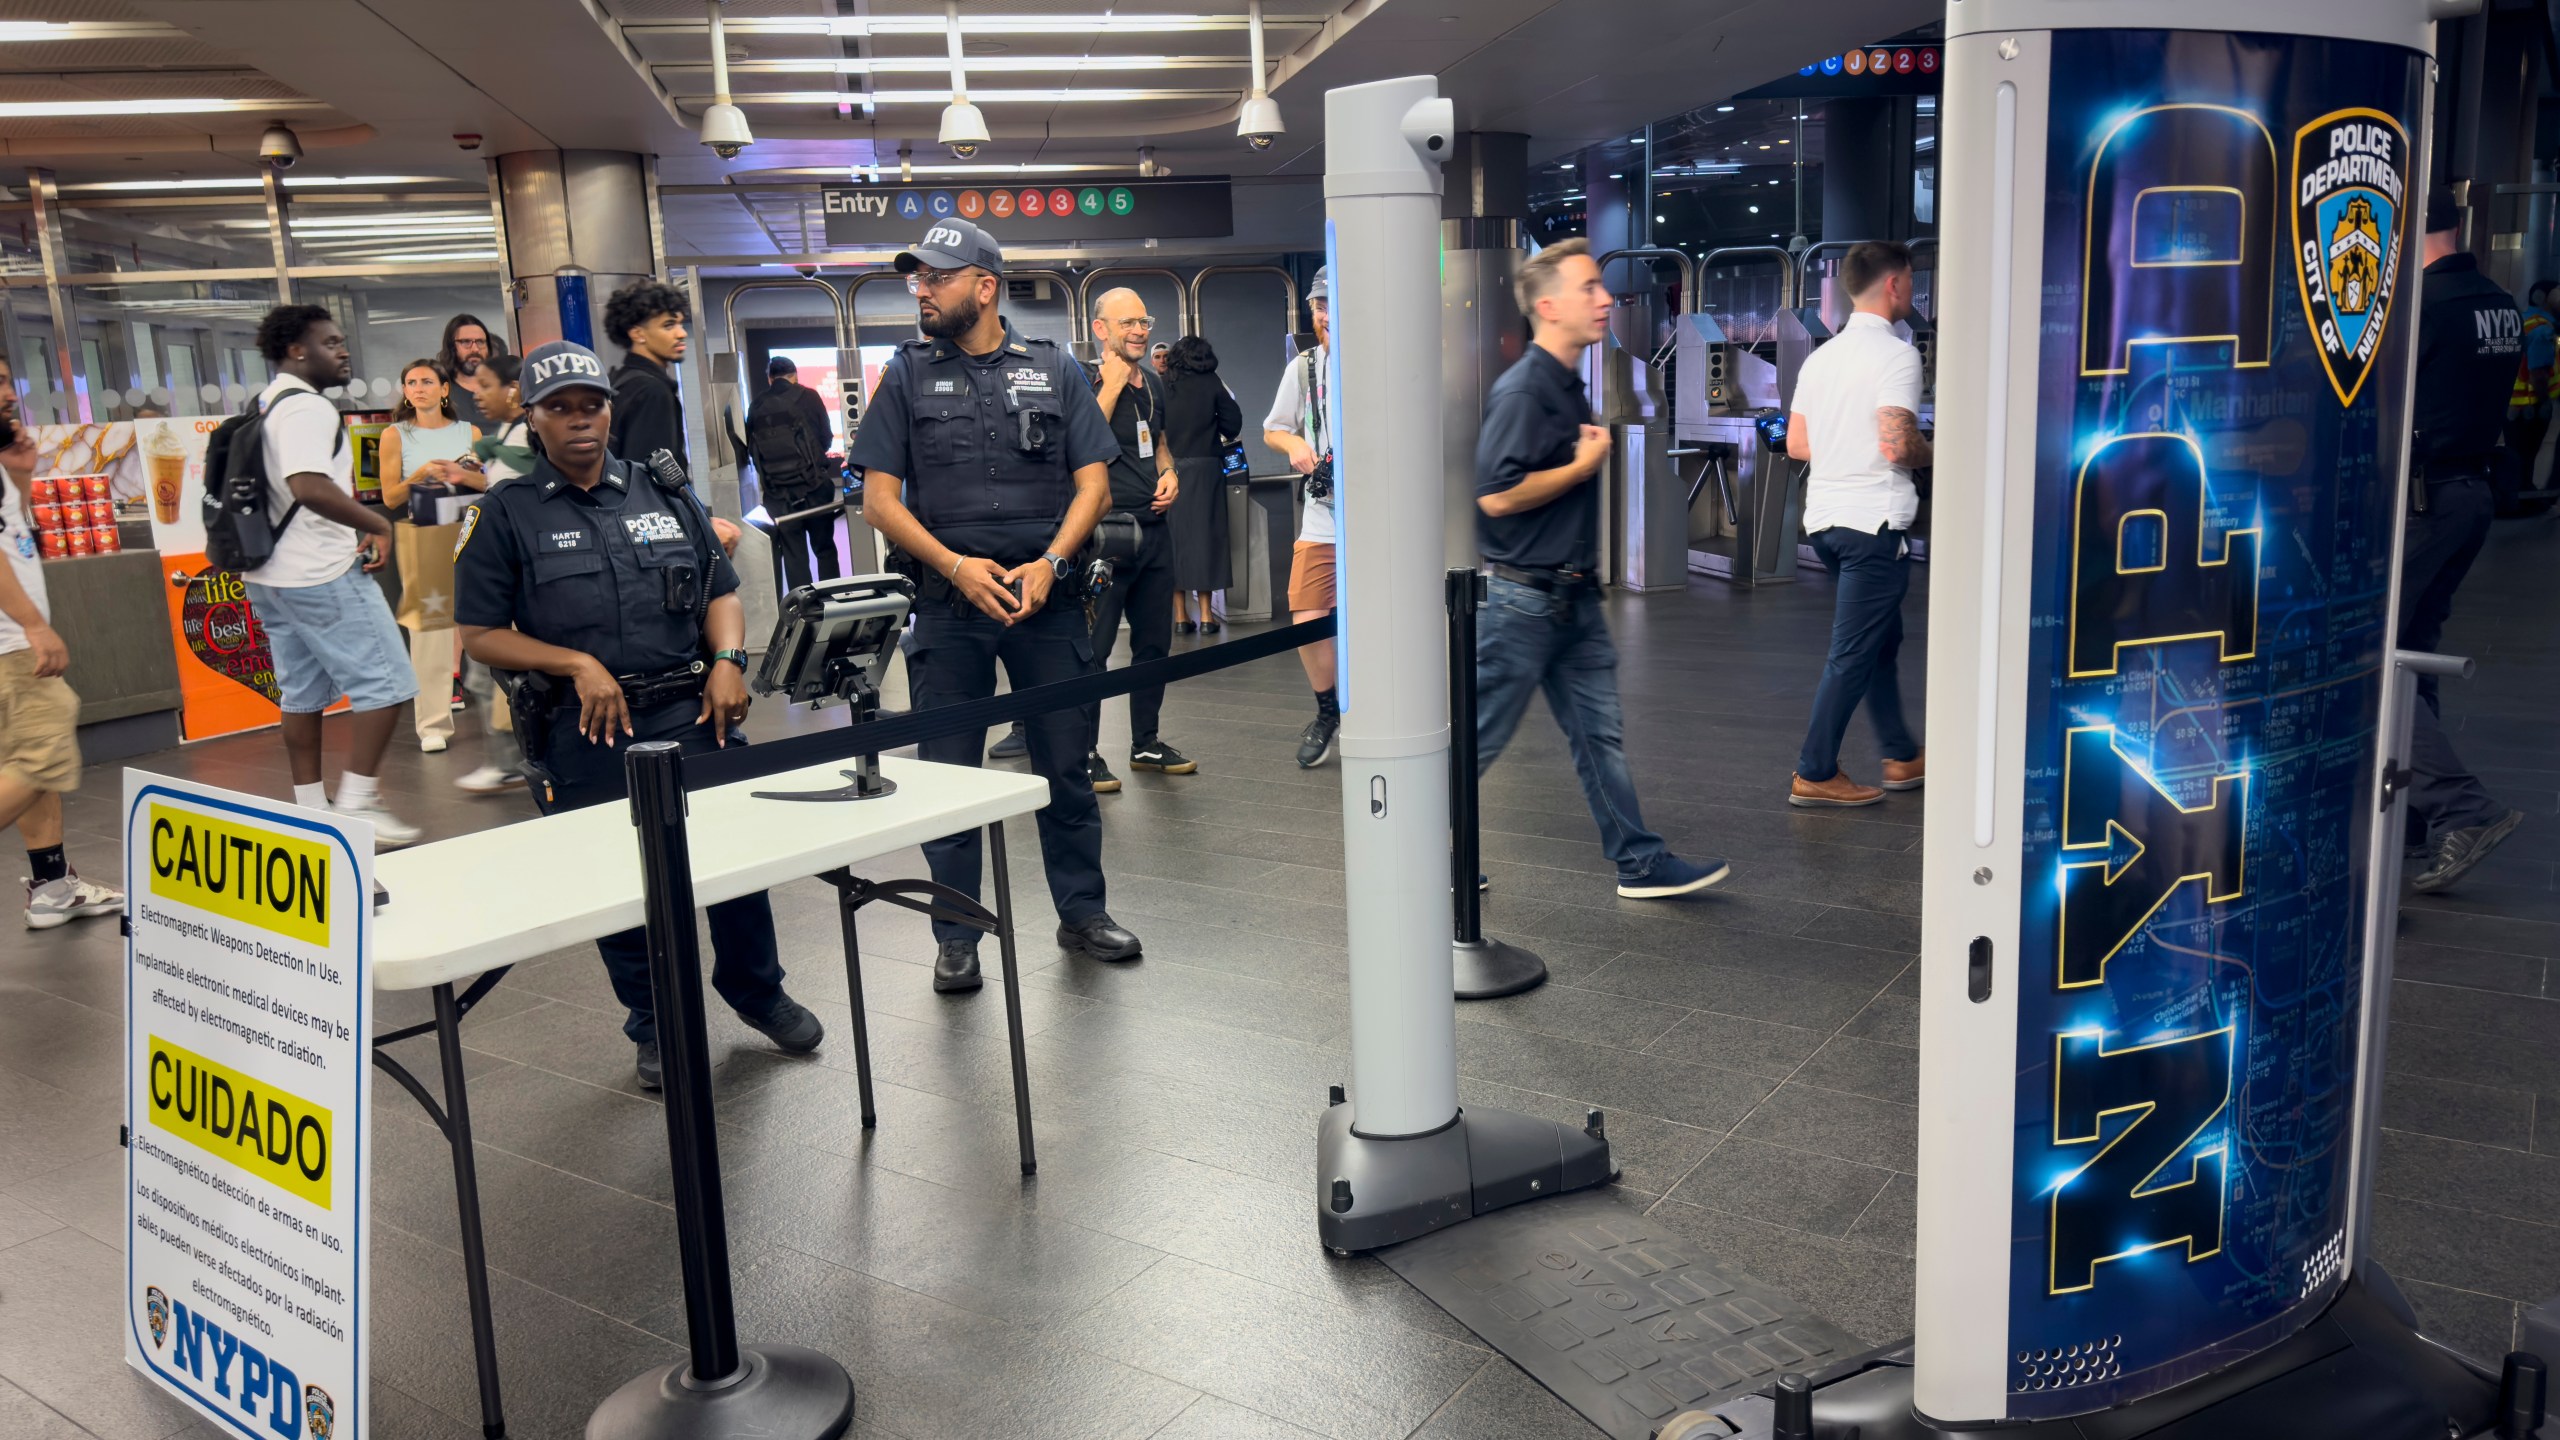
[849,218,1143,996]
[1472,239,1728,900]
[1077,286,1196,793]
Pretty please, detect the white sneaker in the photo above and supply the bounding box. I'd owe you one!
[454,764,520,795]
[420,735,449,754]
[26,873,123,930]
[331,800,424,850]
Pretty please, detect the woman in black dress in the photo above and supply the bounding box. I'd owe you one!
[1160,335,1244,633]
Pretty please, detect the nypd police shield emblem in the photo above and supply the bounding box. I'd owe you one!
[2291,108,2411,406]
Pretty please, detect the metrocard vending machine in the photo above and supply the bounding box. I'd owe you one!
[1867,1,2515,1436]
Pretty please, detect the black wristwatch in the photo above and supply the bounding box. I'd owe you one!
[1042,551,1072,581]
[710,648,748,671]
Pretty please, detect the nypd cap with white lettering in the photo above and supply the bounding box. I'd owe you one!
[895,217,1004,277]
[520,340,614,405]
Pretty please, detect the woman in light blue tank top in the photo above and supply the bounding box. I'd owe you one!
[379,359,481,752]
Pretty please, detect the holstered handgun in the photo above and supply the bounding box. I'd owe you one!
[494,668,563,805]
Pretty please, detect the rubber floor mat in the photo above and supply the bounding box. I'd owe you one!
[1378,1190,1866,1439]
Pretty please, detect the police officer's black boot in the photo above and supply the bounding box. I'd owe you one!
[934,939,983,994]
[1059,913,1142,962]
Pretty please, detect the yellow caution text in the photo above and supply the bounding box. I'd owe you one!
[148,806,331,946]
[146,1035,333,1209]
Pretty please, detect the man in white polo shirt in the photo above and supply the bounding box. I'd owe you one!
[1783,240,1928,808]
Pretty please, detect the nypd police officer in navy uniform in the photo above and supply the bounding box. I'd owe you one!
[455,340,823,1088]
[849,218,1142,994]
[2402,186,2527,892]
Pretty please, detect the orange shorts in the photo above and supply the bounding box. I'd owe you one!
[1287,541,1336,613]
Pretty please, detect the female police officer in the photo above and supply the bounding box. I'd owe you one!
[453,340,822,1090]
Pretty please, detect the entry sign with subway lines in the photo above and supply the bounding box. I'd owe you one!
[2011,32,2425,1415]
[124,774,372,1440]
[821,176,1231,246]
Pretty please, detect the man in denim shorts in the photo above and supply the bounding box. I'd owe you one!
[243,305,423,846]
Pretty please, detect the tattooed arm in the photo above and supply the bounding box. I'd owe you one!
[1877,406,1931,469]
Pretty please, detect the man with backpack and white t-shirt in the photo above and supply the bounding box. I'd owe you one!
[239,304,423,845]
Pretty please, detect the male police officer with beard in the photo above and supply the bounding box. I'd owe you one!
[850,219,1143,994]
[2403,186,2527,891]
[455,341,823,1089]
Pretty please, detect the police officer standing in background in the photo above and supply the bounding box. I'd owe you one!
[455,341,823,1089]
[849,219,1144,994]
[2402,186,2526,892]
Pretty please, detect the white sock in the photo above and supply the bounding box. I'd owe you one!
[293,782,327,809]
[335,772,379,807]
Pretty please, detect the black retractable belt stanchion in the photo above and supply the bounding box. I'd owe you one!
[1447,568,1548,1000]
[587,741,854,1440]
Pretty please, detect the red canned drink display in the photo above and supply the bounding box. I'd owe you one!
[37,528,68,559]
[64,526,93,556]
[28,476,60,505]
[91,522,122,554]
[87,497,116,527]
[31,500,64,534]
[80,474,111,501]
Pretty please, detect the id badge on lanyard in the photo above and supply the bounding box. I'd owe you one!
[1135,418,1154,459]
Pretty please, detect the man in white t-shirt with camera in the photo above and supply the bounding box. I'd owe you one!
[244,305,422,845]
[1262,265,1340,768]
[1783,241,1928,809]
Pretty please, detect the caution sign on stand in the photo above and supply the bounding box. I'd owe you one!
[123,773,371,1440]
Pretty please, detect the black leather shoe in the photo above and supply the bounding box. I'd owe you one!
[635,1040,663,1091]
[744,996,824,1053]
[933,940,984,993]
[1058,914,1142,962]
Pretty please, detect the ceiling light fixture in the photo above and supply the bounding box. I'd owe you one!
[1236,0,1284,152]
[938,1,991,158]
[60,174,457,193]
[697,88,1215,105]
[827,13,1302,34]
[1715,104,1735,113]
[0,98,326,118]
[698,0,754,160]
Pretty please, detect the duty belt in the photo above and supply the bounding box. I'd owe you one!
[1486,561,1599,593]
[618,661,709,706]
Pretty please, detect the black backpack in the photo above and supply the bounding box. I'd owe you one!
[199,390,341,573]
[746,394,820,499]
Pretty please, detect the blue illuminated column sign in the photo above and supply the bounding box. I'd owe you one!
[1324,217,1350,710]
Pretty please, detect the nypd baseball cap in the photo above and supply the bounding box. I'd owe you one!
[520,341,613,405]
[895,217,1005,277]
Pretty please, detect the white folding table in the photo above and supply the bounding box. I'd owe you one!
[365,754,1051,1440]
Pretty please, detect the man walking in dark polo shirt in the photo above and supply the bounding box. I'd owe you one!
[1474,238,1727,899]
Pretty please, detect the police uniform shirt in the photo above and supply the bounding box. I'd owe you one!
[1475,344,1602,571]
[2414,251,2522,470]
[453,454,737,677]
[848,318,1118,564]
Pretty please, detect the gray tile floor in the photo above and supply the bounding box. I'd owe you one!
[6,515,2557,1439]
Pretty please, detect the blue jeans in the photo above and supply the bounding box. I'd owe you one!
[1474,578,1668,880]
[1796,526,1920,783]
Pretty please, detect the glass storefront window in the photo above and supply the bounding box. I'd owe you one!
[284,200,499,271]
[296,273,510,406]
[65,279,280,418]
[54,202,275,276]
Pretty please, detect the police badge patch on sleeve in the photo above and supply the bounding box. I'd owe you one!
[451,505,480,560]
[2291,109,2409,407]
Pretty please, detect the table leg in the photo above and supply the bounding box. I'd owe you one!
[833,880,879,1128]
[433,982,509,1439]
[988,820,1037,1175]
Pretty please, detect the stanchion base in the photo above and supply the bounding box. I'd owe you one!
[1315,1102,1613,1252]
[586,1344,854,1440]
[1682,1273,2500,1440]
[1453,938,1547,1000]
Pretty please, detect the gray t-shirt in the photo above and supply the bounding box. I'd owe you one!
[1262,343,1333,544]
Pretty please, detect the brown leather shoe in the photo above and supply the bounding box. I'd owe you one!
[1881,751,1925,791]
[1790,772,1884,808]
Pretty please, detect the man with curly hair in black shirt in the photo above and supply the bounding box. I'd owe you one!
[602,279,692,468]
